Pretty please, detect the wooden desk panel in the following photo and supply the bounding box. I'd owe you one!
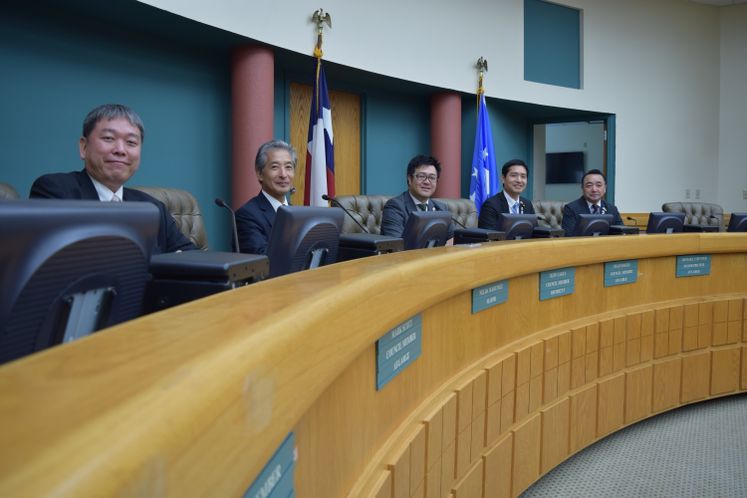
[0,234,746,497]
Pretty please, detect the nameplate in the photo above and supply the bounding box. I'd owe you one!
[604,260,638,287]
[376,315,422,390]
[243,432,296,498]
[539,268,575,300]
[472,280,509,314]
[676,255,711,277]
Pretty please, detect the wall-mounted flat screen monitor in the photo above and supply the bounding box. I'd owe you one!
[646,212,685,234]
[727,213,747,232]
[545,151,585,184]
[0,200,159,364]
[266,206,344,278]
[573,213,615,237]
[496,213,538,240]
[402,211,452,250]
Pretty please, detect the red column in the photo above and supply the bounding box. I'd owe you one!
[430,92,462,198]
[231,46,274,208]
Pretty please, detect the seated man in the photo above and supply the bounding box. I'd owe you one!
[381,154,454,241]
[30,104,196,254]
[561,168,623,236]
[235,140,296,254]
[478,158,535,229]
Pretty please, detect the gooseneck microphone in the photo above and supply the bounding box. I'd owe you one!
[214,198,240,253]
[322,194,369,233]
[451,216,467,229]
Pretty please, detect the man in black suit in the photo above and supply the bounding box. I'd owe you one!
[561,168,623,236]
[380,154,454,241]
[477,159,535,230]
[30,104,195,254]
[235,140,296,254]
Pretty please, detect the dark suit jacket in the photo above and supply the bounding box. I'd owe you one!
[561,196,623,236]
[477,192,535,230]
[380,191,454,239]
[235,192,276,255]
[29,170,196,254]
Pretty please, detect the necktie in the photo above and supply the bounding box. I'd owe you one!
[417,203,427,211]
[591,204,600,214]
[511,203,519,214]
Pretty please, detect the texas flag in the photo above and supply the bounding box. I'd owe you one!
[304,58,335,206]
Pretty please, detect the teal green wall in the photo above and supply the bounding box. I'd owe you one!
[2,0,609,254]
[363,92,431,195]
[524,0,581,89]
[1,2,233,249]
[461,97,533,199]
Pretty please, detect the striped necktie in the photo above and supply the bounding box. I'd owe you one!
[417,203,427,211]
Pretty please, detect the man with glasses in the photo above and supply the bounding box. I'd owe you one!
[478,159,535,230]
[561,168,622,236]
[381,154,453,240]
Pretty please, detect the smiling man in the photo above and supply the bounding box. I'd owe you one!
[561,168,623,236]
[380,154,453,240]
[235,140,296,254]
[29,104,196,253]
[477,159,535,230]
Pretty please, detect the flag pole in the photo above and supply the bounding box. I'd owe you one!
[476,57,488,113]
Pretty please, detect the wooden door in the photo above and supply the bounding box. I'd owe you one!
[289,82,361,204]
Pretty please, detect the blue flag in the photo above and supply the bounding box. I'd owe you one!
[469,94,498,213]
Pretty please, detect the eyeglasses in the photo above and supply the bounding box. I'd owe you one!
[413,173,438,183]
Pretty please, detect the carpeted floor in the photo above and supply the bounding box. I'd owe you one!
[521,394,747,497]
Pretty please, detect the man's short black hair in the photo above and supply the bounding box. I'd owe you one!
[501,159,528,177]
[582,169,607,184]
[407,154,441,177]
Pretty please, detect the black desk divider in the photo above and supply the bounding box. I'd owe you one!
[337,233,404,261]
[532,226,565,238]
[453,227,505,245]
[146,251,268,312]
[609,224,640,235]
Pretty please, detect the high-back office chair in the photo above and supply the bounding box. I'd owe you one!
[662,201,724,230]
[132,186,209,249]
[532,200,566,229]
[335,195,479,234]
[0,182,20,200]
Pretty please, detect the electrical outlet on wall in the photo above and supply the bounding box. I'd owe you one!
[695,189,701,200]
[743,190,747,200]
[685,189,691,199]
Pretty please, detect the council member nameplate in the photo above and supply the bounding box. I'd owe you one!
[676,255,711,277]
[539,268,575,301]
[604,260,638,287]
[376,315,422,390]
[472,280,509,314]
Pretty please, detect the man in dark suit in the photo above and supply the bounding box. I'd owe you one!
[561,168,623,236]
[235,140,296,254]
[380,154,453,240]
[29,104,195,254]
[477,159,535,230]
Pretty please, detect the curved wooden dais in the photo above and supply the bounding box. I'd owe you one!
[0,233,745,497]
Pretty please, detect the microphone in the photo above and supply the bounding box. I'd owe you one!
[451,216,467,229]
[322,194,369,233]
[214,198,240,253]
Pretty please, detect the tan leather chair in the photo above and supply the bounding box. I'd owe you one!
[434,198,477,229]
[132,186,209,249]
[532,200,566,229]
[334,195,391,234]
[662,202,723,229]
[334,195,478,234]
[0,182,20,200]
